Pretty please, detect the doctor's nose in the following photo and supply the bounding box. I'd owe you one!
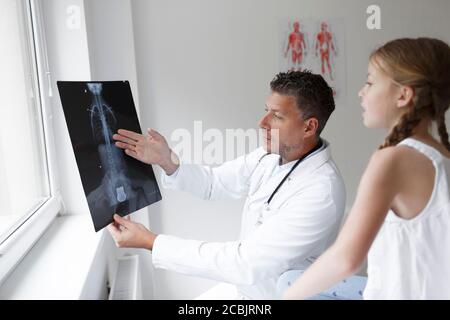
[258,112,270,129]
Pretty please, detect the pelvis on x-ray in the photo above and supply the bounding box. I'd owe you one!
[57,81,162,232]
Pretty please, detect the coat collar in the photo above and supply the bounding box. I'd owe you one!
[248,139,332,203]
[267,139,331,178]
[287,138,331,179]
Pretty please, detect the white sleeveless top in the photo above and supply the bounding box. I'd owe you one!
[363,138,450,300]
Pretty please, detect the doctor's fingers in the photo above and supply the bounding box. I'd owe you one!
[117,129,143,142]
[115,141,136,151]
[109,231,128,248]
[107,223,133,248]
[107,223,122,240]
[147,128,166,142]
[124,149,142,162]
[115,139,150,153]
[113,214,135,229]
[113,133,141,146]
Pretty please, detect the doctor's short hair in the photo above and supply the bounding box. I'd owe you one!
[270,70,335,136]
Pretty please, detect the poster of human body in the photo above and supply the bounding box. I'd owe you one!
[57,81,162,231]
[280,19,346,102]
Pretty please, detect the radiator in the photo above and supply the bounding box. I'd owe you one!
[108,254,142,300]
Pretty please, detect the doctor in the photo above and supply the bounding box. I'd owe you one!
[108,70,346,299]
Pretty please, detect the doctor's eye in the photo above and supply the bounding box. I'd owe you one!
[273,113,282,120]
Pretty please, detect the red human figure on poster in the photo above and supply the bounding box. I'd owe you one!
[284,21,307,71]
[315,22,337,80]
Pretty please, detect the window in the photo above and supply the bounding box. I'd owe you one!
[0,0,60,282]
[0,0,49,244]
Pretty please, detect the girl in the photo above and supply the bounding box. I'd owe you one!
[283,37,450,300]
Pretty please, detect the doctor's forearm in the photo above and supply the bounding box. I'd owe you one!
[152,236,261,285]
[282,245,360,300]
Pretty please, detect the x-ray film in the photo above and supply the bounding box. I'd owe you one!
[57,81,162,231]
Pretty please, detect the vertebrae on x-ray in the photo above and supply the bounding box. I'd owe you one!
[87,83,134,205]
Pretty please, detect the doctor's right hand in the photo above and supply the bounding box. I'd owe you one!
[113,128,180,175]
[107,214,157,250]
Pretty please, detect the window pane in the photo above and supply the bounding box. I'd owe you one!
[0,0,50,242]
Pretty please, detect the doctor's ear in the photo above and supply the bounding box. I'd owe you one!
[304,117,319,137]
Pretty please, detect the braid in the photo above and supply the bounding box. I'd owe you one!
[433,89,450,151]
[379,108,420,149]
[379,86,433,149]
[436,114,450,151]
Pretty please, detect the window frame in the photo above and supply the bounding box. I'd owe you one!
[0,0,62,285]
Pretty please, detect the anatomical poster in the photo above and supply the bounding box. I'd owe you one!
[279,19,346,102]
[57,81,162,231]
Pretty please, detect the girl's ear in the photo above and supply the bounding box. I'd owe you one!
[396,85,415,109]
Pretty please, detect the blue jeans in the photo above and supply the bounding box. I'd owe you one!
[277,270,367,300]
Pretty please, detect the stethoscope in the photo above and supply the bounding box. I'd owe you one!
[252,140,324,226]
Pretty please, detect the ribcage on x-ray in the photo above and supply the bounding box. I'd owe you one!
[89,103,116,144]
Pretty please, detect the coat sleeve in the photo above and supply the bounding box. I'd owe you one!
[160,148,267,201]
[152,179,344,285]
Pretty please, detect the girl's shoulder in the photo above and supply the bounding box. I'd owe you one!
[360,147,402,186]
[370,141,437,164]
[368,146,405,170]
[367,143,435,182]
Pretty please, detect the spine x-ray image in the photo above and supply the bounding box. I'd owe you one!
[87,83,133,205]
[57,81,162,231]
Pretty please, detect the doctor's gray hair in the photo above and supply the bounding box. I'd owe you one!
[270,70,335,136]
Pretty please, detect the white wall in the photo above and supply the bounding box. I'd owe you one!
[0,139,9,216]
[42,0,91,216]
[131,0,450,299]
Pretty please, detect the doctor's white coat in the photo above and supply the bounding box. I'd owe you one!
[152,140,346,299]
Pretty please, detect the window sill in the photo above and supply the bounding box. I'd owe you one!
[0,214,107,299]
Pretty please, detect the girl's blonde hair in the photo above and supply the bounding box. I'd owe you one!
[370,38,450,151]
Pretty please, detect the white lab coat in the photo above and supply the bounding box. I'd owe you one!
[152,140,346,299]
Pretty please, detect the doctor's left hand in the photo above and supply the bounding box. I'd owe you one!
[107,214,157,250]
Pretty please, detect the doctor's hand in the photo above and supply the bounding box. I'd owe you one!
[113,128,179,175]
[107,214,157,250]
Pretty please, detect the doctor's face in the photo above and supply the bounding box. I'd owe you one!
[259,92,310,157]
